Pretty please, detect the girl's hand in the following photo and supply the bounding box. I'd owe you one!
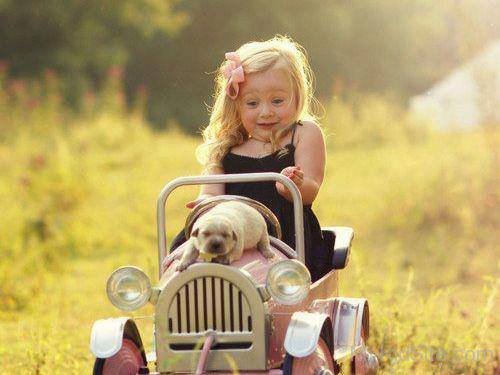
[276,166,304,195]
[281,166,304,186]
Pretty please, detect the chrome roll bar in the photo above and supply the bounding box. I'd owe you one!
[156,172,304,278]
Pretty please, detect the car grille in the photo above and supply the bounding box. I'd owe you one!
[155,263,268,372]
[167,276,253,334]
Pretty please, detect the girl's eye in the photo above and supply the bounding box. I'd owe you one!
[272,98,284,105]
[246,101,258,107]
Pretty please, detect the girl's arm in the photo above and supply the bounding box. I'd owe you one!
[276,121,326,205]
[186,166,225,208]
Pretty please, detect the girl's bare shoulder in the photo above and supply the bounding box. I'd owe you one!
[295,120,325,145]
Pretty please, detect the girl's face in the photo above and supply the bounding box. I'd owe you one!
[237,67,296,140]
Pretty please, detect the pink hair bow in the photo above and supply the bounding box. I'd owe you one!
[222,52,245,99]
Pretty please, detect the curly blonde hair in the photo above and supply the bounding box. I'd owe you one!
[197,35,319,171]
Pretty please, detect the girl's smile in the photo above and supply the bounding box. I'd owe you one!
[257,121,278,128]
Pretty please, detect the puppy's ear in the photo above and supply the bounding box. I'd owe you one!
[232,230,237,241]
[191,228,199,238]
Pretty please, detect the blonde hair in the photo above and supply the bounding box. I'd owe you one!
[197,35,319,171]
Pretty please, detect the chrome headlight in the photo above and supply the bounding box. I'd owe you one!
[106,266,152,311]
[266,260,310,305]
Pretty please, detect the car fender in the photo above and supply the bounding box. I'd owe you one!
[90,317,145,359]
[284,311,331,357]
[333,297,369,362]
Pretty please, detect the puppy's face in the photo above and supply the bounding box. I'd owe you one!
[191,219,237,256]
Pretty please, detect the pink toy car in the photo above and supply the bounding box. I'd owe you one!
[90,173,379,374]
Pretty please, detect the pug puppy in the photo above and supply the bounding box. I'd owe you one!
[176,201,274,271]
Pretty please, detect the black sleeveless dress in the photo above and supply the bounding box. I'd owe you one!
[222,123,329,281]
[171,122,330,281]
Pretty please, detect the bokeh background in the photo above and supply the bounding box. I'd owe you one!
[0,1,498,373]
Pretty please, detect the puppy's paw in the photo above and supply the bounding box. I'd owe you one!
[176,242,199,272]
[261,248,275,259]
[176,261,191,272]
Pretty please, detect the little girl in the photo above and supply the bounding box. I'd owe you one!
[173,35,329,281]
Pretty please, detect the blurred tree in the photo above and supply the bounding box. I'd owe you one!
[1,0,498,130]
[0,0,187,105]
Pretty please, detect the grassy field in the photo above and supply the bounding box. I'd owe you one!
[0,79,498,373]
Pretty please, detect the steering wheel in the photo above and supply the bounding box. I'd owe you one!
[184,195,282,240]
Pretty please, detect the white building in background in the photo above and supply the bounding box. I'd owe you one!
[409,40,500,130]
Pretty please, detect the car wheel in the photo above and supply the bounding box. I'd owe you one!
[93,338,146,375]
[283,335,338,375]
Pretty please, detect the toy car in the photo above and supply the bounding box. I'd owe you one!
[90,172,379,374]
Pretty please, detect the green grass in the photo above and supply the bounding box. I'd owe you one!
[0,77,498,373]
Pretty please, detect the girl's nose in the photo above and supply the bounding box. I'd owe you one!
[260,103,273,117]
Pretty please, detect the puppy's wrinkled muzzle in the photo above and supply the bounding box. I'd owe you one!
[207,239,225,254]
